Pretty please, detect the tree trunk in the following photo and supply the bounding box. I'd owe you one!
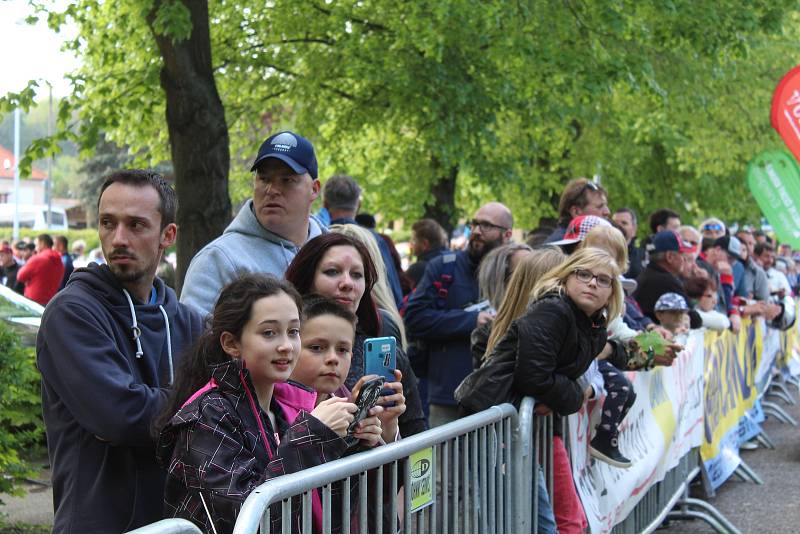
[423,163,459,236]
[148,0,231,294]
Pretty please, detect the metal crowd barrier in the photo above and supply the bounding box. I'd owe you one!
[607,448,740,534]
[130,391,753,534]
[232,403,520,534]
[516,397,554,534]
[126,518,202,534]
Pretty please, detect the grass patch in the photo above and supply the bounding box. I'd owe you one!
[0,520,50,534]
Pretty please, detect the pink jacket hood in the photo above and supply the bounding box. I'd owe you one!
[273,381,318,424]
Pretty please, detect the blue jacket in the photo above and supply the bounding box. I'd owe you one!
[404,250,480,406]
[37,264,204,533]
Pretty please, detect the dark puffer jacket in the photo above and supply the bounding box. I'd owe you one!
[510,292,626,416]
[157,359,348,534]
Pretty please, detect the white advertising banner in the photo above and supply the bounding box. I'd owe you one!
[567,330,705,534]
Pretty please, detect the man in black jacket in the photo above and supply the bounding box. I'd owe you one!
[613,207,644,280]
[406,218,448,288]
[37,170,204,533]
[0,245,23,293]
[405,202,513,427]
[633,230,703,328]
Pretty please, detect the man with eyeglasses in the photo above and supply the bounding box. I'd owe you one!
[404,202,513,426]
[545,178,610,244]
[181,131,326,316]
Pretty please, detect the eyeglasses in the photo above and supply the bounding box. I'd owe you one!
[702,223,724,232]
[469,220,508,233]
[573,269,613,288]
[577,180,600,199]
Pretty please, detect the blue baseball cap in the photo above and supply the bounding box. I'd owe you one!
[649,230,696,254]
[250,131,318,179]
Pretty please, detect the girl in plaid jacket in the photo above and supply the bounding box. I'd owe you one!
[155,275,383,533]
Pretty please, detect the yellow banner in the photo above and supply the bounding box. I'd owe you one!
[701,318,762,460]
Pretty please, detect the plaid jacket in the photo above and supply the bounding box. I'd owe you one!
[157,360,348,533]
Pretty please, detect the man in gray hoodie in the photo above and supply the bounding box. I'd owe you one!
[181,131,326,316]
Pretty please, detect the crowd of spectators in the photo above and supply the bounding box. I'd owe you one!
[30,132,800,534]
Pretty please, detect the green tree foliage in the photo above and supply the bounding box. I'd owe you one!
[3,0,799,245]
[0,322,44,502]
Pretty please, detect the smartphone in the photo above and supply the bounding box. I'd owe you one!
[364,336,397,382]
[345,376,385,447]
[364,336,397,406]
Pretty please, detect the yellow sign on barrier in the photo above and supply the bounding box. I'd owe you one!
[409,447,434,512]
[701,319,761,461]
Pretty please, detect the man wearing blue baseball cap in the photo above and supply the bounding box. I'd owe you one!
[181,131,326,316]
[632,230,704,328]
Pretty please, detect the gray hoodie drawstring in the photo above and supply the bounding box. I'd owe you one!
[122,289,175,385]
[158,305,174,385]
[122,289,144,359]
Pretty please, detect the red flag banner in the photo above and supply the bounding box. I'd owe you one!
[772,65,800,161]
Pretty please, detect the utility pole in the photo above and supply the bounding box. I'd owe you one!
[46,84,53,228]
[12,108,21,241]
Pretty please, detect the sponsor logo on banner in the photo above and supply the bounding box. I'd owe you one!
[409,447,434,512]
[700,319,762,489]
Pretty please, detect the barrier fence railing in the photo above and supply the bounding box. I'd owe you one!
[133,316,800,534]
[232,403,520,534]
[127,518,202,534]
[130,398,740,534]
[519,398,556,534]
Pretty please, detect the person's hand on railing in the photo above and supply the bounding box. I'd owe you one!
[375,369,406,443]
[740,301,767,317]
[534,403,552,416]
[596,342,614,360]
[729,314,741,334]
[763,302,782,321]
[715,260,733,276]
[654,343,682,366]
[311,396,358,437]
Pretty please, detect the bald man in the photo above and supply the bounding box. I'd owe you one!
[405,202,513,426]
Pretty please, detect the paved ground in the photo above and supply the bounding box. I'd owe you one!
[659,391,800,534]
[0,459,52,528]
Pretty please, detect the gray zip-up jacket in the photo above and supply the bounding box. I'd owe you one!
[181,199,326,316]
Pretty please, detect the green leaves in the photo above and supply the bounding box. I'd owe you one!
[8,0,800,232]
[0,322,44,500]
[151,1,193,42]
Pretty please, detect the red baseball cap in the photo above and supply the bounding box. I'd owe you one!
[550,215,612,246]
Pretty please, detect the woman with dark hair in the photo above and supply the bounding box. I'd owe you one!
[286,233,427,436]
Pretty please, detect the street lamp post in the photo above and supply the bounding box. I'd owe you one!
[12,108,21,241]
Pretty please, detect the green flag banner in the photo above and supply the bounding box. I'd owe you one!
[747,150,800,248]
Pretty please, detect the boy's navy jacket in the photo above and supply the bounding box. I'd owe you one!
[37,263,204,533]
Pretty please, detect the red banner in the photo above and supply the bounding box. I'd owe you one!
[771,65,800,162]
